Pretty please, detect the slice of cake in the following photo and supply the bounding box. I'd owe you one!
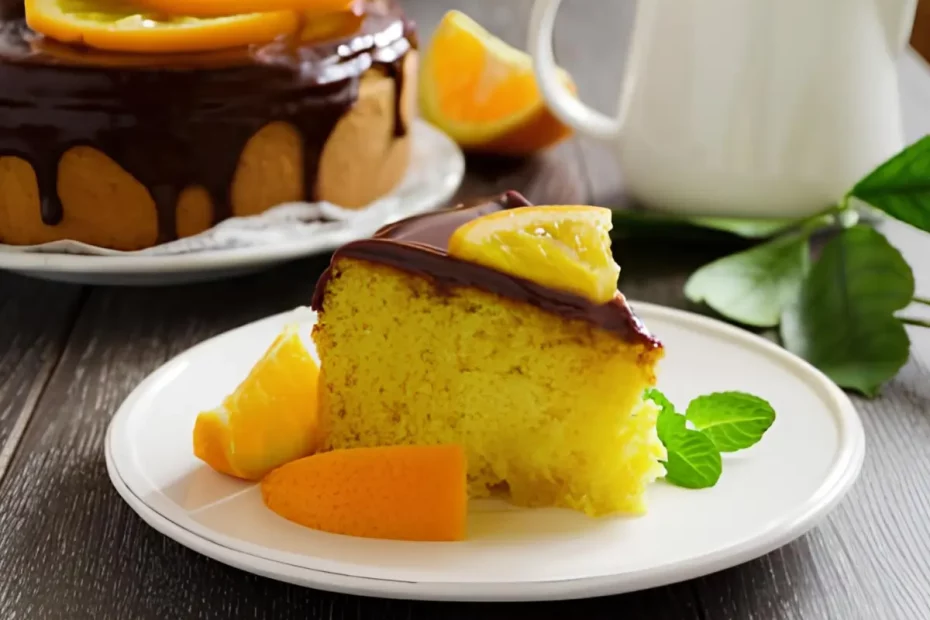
[310,191,665,517]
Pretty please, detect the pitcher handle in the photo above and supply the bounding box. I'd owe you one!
[527,0,623,140]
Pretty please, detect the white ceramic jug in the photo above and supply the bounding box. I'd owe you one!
[528,0,918,218]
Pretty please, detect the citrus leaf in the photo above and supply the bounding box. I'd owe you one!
[684,234,810,328]
[661,430,722,489]
[850,135,930,234]
[781,226,914,397]
[610,209,809,241]
[689,215,821,238]
[685,392,776,452]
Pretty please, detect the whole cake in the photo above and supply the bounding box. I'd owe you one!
[0,0,416,250]
[310,191,666,517]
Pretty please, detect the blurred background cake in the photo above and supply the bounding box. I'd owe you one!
[0,0,417,250]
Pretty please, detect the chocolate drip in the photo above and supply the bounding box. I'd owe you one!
[387,57,406,137]
[0,0,415,243]
[312,191,662,348]
[36,156,62,225]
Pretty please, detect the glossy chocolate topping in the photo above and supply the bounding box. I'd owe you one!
[0,0,415,241]
[312,191,662,348]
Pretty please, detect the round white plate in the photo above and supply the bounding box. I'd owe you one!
[105,303,865,602]
[0,121,464,286]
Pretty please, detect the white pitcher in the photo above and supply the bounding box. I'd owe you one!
[528,0,918,218]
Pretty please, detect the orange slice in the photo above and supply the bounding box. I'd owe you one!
[262,445,468,541]
[25,0,299,53]
[448,205,620,304]
[134,0,355,18]
[192,325,321,481]
[419,10,576,156]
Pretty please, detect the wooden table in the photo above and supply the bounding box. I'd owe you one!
[2,2,930,618]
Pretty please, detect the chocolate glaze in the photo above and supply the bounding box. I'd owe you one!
[0,0,415,241]
[312,191,662,348]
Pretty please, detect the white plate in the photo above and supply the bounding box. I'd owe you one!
[105,303,865,602]
[0,121,464,286]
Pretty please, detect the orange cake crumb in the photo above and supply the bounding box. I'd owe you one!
[261,445,467,541]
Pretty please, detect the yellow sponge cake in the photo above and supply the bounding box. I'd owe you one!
[310,191,665,517]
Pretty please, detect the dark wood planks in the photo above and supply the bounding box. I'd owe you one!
[0,1,928,619]
[0,273,83,482]
[0,48,703,616]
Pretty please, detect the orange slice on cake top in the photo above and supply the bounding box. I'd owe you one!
[25,0,300,53]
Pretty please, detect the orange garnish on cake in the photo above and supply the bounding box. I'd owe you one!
[262,445,467,542]
[419,10,576,155]
[448,205,620,304]
[25,0,300,53]
[134,0,356,18]
[192,325,321,481]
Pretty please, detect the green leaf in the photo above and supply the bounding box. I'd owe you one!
[689,215,822,239]
[684,234,810,328]
[611,209,805,241]
[685,392,776,452]
[781,226,914,397]
[661,430,723,489]
[645,388,685,444]
[849,135,930,234]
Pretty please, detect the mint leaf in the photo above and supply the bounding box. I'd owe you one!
[850,136,930,234]
[646,388,721,489]
[684,234,810,328]
[781,226,914,397]
[647,388,776,488]
[661,430,722,489]
[645,388,685,444]
[685,392,776,452]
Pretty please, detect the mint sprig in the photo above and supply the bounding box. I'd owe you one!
[646,389,776,489]
[671,135,930,397]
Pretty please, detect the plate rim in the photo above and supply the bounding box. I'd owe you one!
[0,120,464,275]
[105,301,866,602]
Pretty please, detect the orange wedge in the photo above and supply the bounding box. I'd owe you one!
[192,325,321,481]
[262,445,468,541]
[419,10,576,156]
[134,0,356,18]
[25,0,299,53]
[448,205,620,304]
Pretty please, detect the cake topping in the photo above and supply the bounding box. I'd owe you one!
[24,0,301,53]
[134,0,355,18]
[447,204,621,304]
[311,191,662,350]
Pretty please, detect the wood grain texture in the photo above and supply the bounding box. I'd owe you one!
[0,273,83,482]
[911,0,930,62]
[0,0,929,618]
[0,159,703,618]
